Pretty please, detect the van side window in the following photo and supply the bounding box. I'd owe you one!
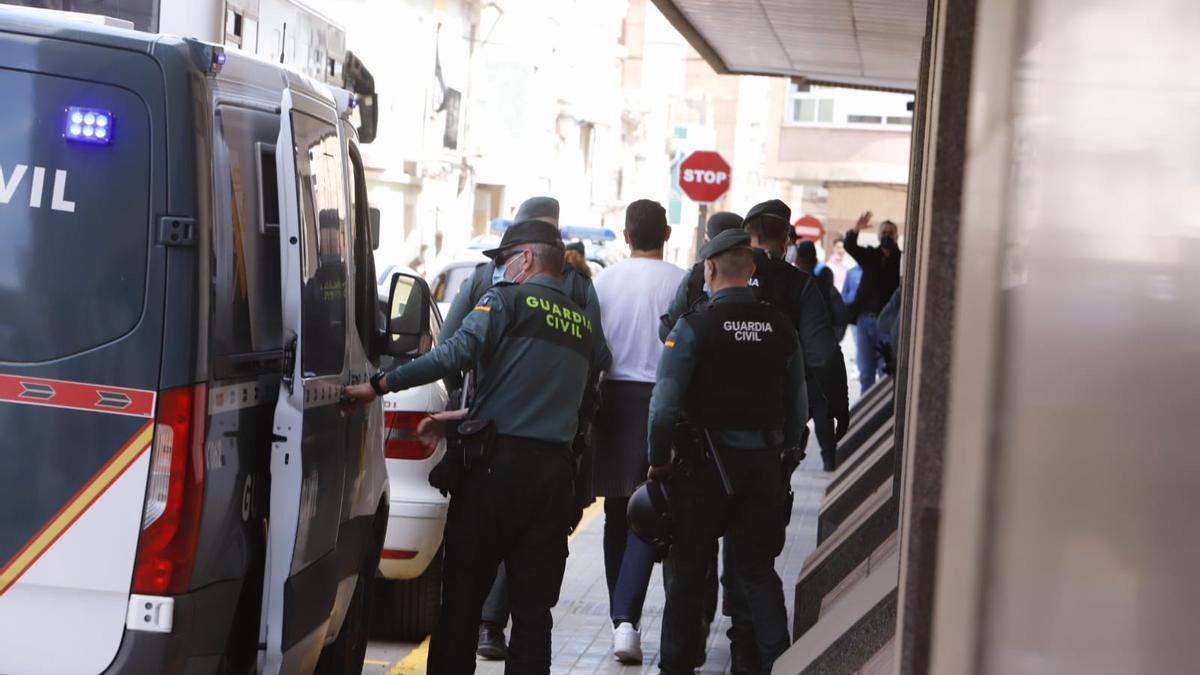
[291,111,348,377]
[347,143,379,364]
[211,106,284,367]
[258,143,280,231]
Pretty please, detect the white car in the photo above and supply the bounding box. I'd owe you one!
[372,268,451,641]
[428,254,488,317]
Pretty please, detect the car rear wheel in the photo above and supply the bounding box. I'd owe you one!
[372,547,443,642]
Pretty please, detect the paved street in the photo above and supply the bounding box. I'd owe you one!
[363,447,831,675]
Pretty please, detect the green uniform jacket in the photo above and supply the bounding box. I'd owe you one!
[648,287,808,465]
[385,276,595,444]
[439,261,612,387]
[661,255,847,418]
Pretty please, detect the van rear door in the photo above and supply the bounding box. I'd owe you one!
[0,39,167,675]
[260,86,353,674]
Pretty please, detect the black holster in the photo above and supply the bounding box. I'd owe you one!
[427,418,497,496]
[672,422,705,466]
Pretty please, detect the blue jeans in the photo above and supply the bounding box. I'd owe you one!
[855,314,887,392]
[604,497,657,627]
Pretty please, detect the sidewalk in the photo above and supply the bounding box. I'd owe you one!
[367,413,842,674]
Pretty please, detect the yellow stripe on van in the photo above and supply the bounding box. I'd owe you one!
[0,421,154,596]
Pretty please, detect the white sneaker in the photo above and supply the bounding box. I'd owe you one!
[613,622,643,664]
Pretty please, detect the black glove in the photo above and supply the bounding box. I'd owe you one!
[832,408,850,442]
[780,445,805,483]
[427,452,461,497]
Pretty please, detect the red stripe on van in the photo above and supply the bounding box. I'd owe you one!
[0,374,155,418]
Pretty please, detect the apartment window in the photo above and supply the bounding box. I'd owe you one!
[225,9,243,46]
[848,114,883,125]
[786,83,834,124]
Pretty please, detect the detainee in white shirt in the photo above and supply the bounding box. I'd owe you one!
[590,199,686,664]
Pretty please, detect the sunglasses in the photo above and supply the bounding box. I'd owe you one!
[495,247,530,265]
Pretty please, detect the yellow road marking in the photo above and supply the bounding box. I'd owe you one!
[381,500,605,674]
[386,636,431,675]
[570,498,604,542]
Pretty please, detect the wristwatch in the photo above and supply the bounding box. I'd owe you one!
[369,370,389,397]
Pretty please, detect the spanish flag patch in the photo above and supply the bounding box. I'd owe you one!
[473,305,491,312]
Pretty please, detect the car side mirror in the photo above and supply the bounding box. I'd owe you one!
[356,92,379,144]
[369,207,381,251]
[384,272,433,357]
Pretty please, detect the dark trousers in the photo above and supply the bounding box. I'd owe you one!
[427,440,573,675]
[481,565,510,627]
[810,392,837,465]
[854,314,887,392]
[658,449,790,674]
[603,497,658,627]
[721,538,761,670]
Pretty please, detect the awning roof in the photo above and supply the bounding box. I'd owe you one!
[650,0,928,92]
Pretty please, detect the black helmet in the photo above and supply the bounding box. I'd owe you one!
[627,480,674,560]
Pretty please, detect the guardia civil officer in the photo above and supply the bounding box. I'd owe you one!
[660,200,849,459]
[647,230,806,674]
[441,196,611,381]
[438,197,611,660]
[345,219,596,675]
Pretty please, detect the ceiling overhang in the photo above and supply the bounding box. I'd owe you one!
[650,0,928,92]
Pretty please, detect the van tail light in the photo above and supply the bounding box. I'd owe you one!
[384,411,433,460]
[132,384,207,595]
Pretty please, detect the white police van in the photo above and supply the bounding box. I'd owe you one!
[0,8,436,674]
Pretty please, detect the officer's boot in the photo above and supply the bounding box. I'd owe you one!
[476,622,507,660]
[727,620,763,675]
[822,448,838,472]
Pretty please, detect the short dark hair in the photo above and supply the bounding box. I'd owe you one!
[744,216,790,244]
[712,248,755,280]
[528,243,566,276]
[624,199,669,251]
[795,240,818,267]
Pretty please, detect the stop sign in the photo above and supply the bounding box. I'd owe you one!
[678,151,731,202]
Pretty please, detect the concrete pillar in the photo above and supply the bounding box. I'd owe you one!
[892,0,978,673]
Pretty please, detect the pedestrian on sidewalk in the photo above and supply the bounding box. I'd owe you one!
[843,212,901,392]
[794,239,848,472]
[591,199,686,664]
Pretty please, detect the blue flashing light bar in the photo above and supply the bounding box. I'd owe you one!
[64,106,113,145]
[560,226,617,242]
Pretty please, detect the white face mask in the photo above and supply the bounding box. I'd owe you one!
[493,249,529,285]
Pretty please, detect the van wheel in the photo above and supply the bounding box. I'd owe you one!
[373,547,443,642]
[315,570,373,675]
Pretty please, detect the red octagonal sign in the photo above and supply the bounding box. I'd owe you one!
[678,150,731,202]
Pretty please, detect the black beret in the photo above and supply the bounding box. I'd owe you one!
[705,211,743,239]
[699,229,752,260]
[744,199,791,225]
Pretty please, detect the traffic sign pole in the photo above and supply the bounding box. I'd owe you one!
[695,203,708,261]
